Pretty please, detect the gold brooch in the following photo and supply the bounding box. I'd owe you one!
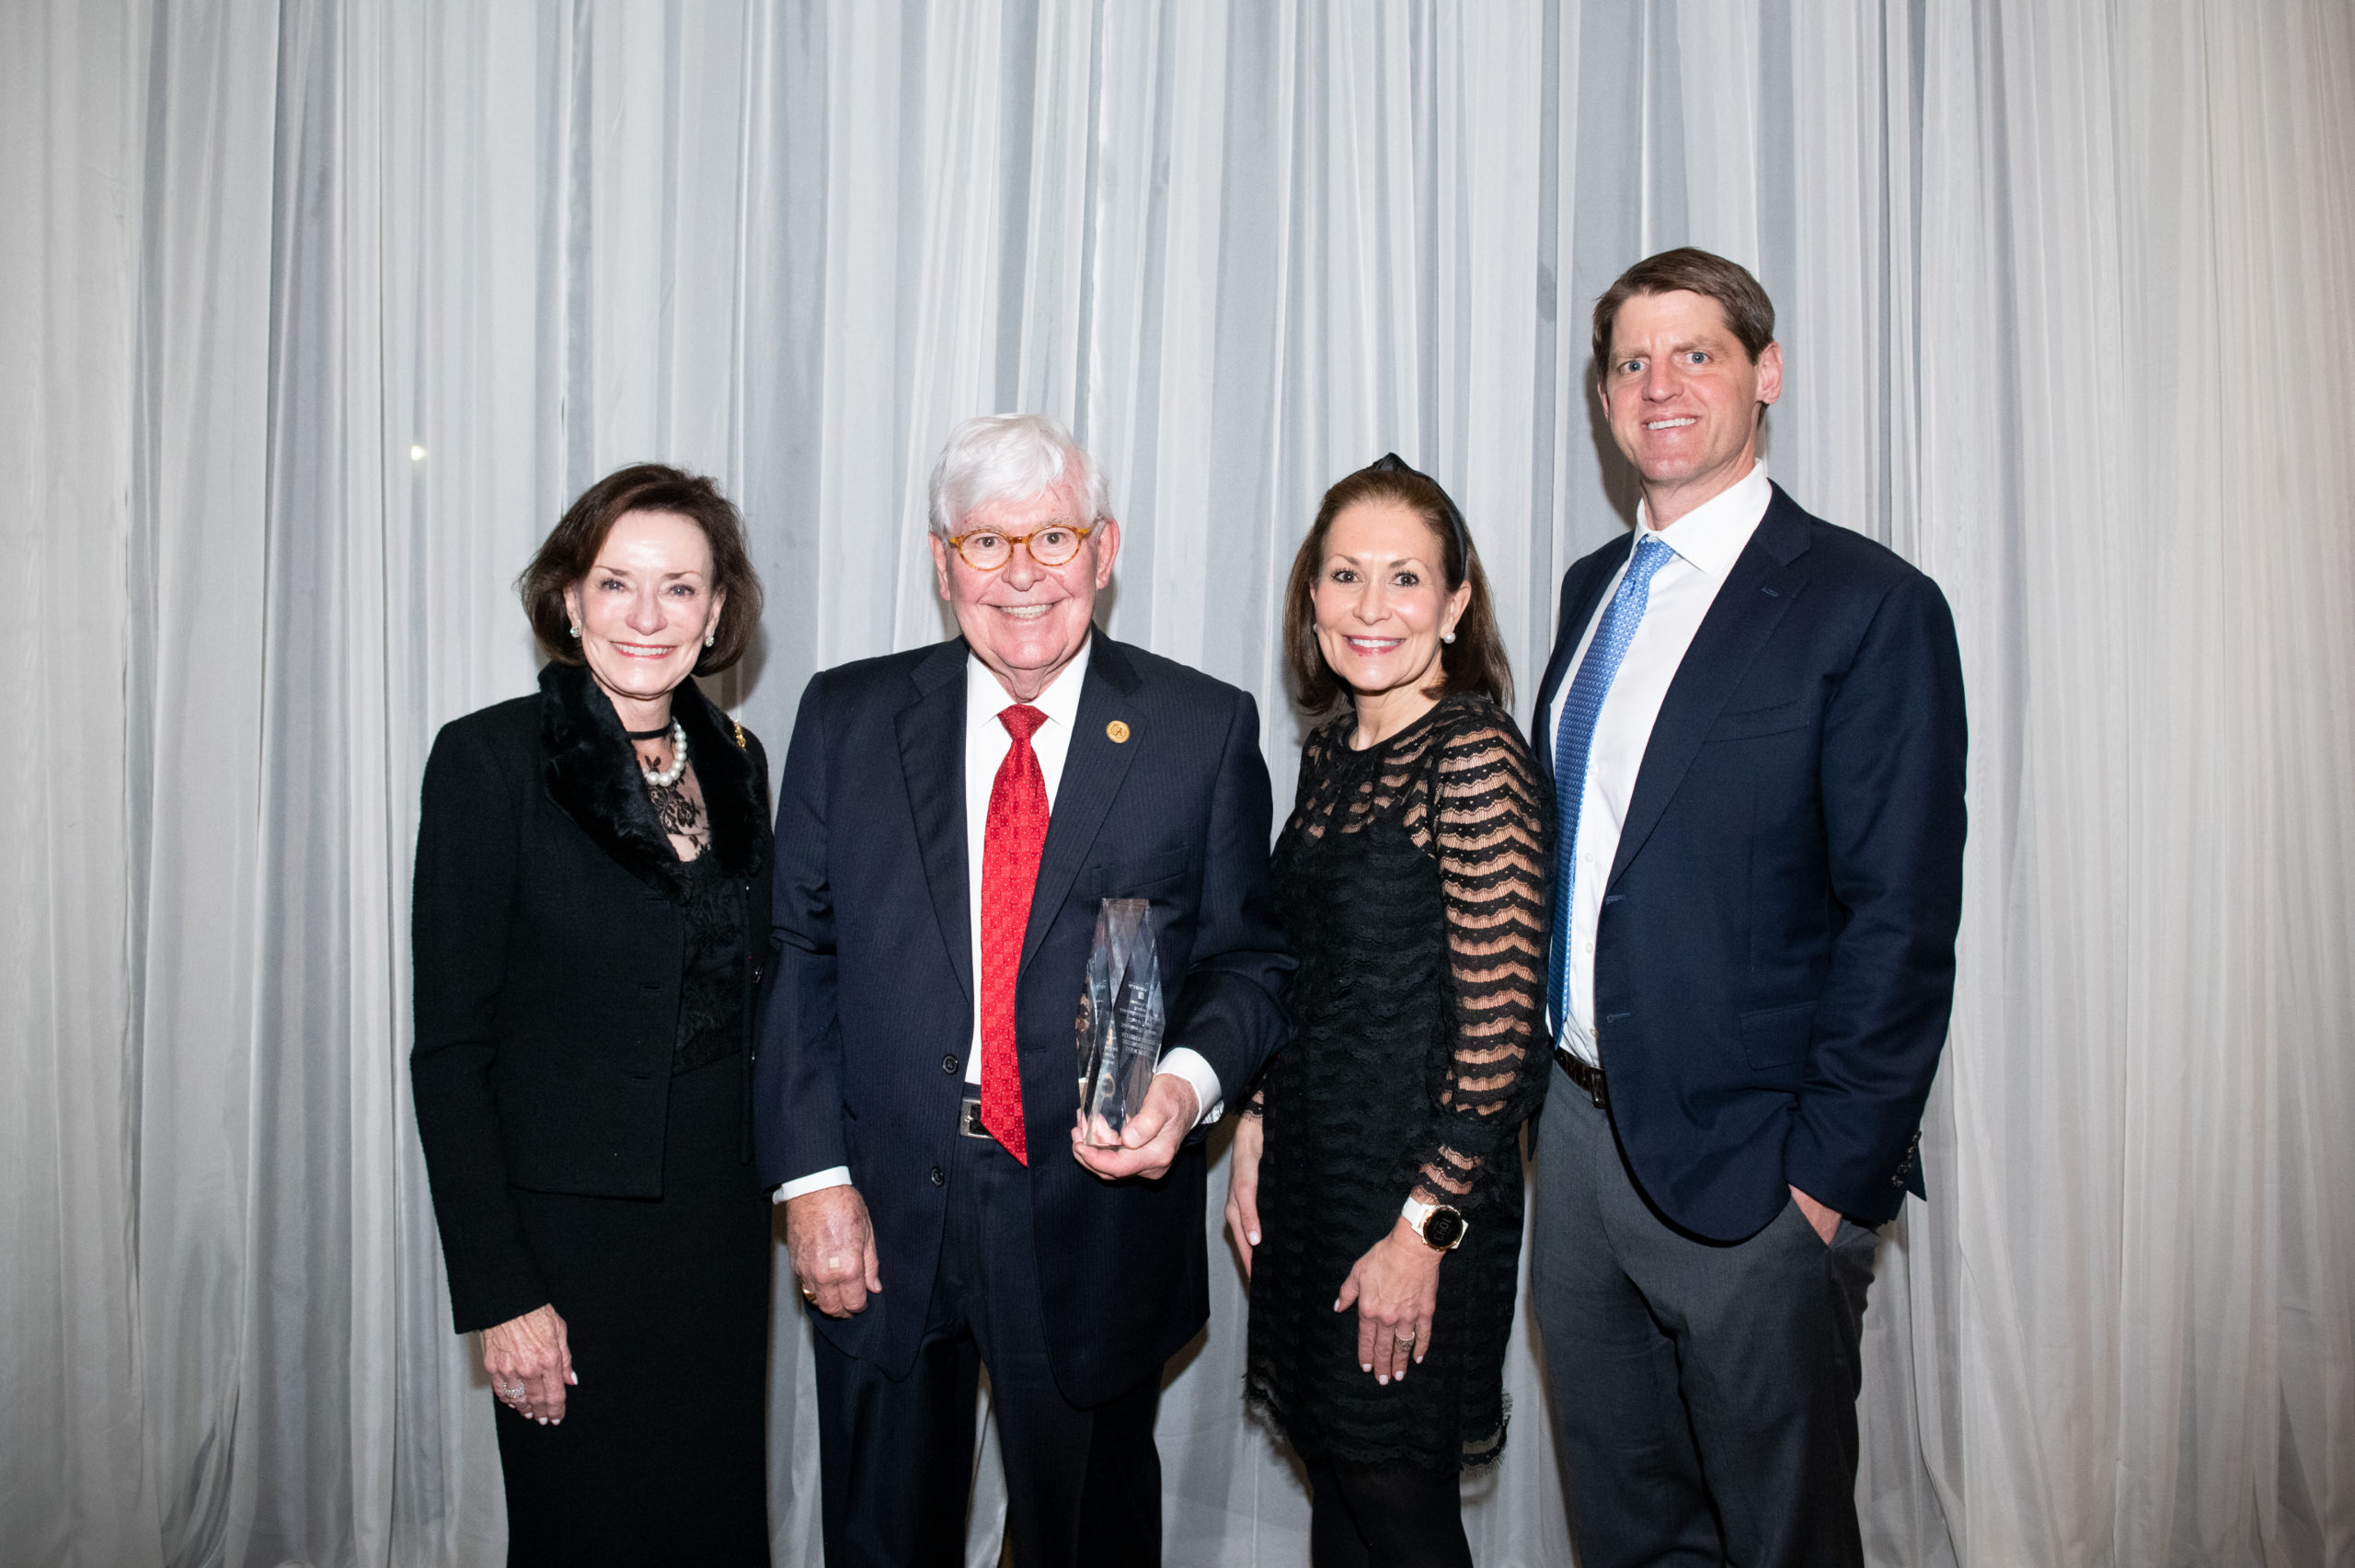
[1106,720,1132,744]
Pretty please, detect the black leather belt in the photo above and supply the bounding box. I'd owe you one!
[958,1095,992,1139]
[1554,1046,1608,1110]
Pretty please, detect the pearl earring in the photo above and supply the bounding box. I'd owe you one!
[569,624,580,638]
[1442,629,1456,644]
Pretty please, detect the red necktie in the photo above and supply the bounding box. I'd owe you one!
[980,704,1051,1163]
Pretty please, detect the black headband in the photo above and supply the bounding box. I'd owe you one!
[1365,452,1474,582]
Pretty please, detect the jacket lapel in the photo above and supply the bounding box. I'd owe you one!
[896,640,975,1011]
[540,661,681,888]
[1021,633,1143,976]
[1532,541,1630,790]
[1608,488,1813,887]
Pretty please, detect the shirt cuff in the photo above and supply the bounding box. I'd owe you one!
[1155,1048,1224,1128]
[773,1165,852,1205]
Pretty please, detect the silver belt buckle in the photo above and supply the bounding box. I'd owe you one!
[958,1096,991,1139]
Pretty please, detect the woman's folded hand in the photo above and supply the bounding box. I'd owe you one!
[481,1302,575,1425]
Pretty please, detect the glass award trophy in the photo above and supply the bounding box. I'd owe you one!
[1075,898,1166,1148]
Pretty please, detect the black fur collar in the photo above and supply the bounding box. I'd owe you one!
[539,661,768,887]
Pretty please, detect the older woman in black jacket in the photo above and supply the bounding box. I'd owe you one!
[411,464,772,1566]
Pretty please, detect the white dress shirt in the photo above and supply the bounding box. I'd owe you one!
[777,635,1222,1200]
[1548,462,1774,1065]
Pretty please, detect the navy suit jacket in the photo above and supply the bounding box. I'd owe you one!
[752,632,1292,1405]
[1533,484,1967,1242]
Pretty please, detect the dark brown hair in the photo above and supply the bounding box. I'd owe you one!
[1591,246,1776,375]
[519,464,764,673]
[1282,456,1512,718]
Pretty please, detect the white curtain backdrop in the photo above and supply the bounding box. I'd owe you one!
[5,2,2352,1565]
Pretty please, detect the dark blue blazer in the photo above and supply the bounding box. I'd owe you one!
[1533,485,1967,1242]
[752,633,1292,1405]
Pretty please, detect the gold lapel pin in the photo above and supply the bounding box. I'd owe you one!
[1106,720,1132,744]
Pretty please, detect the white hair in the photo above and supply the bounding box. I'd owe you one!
[925,413,1110,536]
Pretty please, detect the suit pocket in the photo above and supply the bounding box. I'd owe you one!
[1704,695,1816,743]
[1740,1000,1816,1068]
[1077,849,1189,901]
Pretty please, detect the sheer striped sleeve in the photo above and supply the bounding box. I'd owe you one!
[1398,709,1551,1208]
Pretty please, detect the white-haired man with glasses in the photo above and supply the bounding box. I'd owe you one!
[753,414,1292,1565]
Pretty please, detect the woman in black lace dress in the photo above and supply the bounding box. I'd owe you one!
[1227,456,1549,1567]
[410,465,773,1565]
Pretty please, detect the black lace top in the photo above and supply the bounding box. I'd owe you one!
[666,848,750,1076]
[1244,692,1550,1471]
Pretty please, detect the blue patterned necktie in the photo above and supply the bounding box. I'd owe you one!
[1549,534,1676,1026]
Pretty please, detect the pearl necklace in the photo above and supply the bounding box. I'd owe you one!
[638,718,689,787]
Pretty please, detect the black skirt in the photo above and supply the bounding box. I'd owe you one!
[494,1054,771,1565]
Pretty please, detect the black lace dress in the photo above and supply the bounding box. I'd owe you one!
[1245,692,1550,1472]
[669,850,752,1073]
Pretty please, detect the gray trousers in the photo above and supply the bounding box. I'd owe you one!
[1531,1060,1878,1568]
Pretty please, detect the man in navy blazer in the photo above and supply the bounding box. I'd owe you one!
[752,414,1290,1566]
[1529,249,1967,1567]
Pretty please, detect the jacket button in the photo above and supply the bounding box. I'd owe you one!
[929,1166,945,1187]
[941,1054,959,1075]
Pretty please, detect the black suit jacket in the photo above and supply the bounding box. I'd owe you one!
[410,661,774,1332]
[1532,485,1967,1242]
[752,633,1292,1406]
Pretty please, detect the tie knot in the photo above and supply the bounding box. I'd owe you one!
[1629,533,1675,580]
[1000,704,1048,745]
